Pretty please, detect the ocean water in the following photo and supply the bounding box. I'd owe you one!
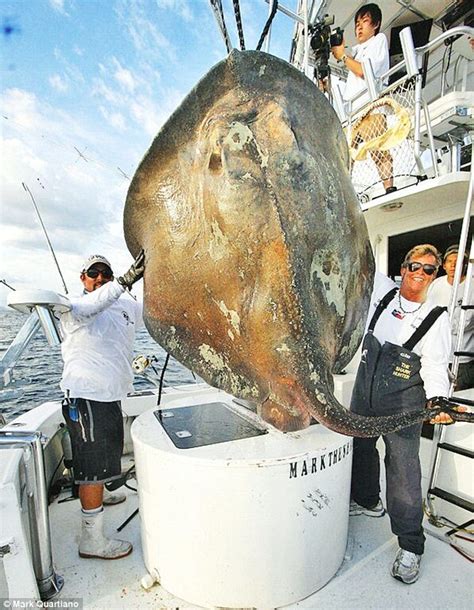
[0,309,196,421]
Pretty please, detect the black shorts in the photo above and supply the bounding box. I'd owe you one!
[62,397,124,484]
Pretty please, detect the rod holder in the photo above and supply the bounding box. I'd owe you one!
[400,27,419,78]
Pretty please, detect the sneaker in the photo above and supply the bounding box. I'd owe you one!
[349,499,385,517]
[391,548,421,584]
[103,487,126,506]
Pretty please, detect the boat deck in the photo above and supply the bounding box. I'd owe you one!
[49,439,473,610]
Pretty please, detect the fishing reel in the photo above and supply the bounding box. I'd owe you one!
[132,354,157,374]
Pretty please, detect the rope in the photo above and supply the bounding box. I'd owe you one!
[256,0,278,51]
[209,0,233,54]
[233,0,245,50]
[157,353,170,406]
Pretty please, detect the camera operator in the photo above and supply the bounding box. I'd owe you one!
[331,3,395,193]
[331,3,388,107]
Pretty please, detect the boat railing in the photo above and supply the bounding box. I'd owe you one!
[337,25,473,200]
[0,430,64,599]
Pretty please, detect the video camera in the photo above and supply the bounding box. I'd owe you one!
[309,14,344,80]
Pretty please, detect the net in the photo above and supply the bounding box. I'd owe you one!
[348,78,419,200]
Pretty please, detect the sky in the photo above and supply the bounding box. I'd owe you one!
[0,0,295,306]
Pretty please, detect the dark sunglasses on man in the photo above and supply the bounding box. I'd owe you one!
[86,267,114,279]
[403,262,437,276]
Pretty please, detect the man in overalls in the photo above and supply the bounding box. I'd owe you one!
[349,244,453,584]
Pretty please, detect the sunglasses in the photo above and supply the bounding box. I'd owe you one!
[404,262,437,276]
[86,268,113,279]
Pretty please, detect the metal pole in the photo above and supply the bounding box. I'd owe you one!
[421,100,439,178]
[34,306,62,346]
[412,75,425,175]
[0,313,41,388]
[449,237,474,390]
[361,57,378,101]
[448,146,473,327]
[0,431,64,600]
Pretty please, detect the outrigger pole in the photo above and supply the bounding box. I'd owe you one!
[22,182,69,295]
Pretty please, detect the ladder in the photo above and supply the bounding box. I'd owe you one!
[425,154,474,532]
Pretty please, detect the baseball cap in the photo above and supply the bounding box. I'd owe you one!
[81,254,112,272]
[443,245,467,261]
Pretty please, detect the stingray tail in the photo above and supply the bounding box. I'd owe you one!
[308,388,473,438]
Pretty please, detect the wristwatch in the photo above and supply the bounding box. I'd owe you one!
[339,53,348,64]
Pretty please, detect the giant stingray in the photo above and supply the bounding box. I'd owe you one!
[124,50,466,436]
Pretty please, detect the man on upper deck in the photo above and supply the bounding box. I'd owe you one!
[330,3,395,193]
[331,3,389,109]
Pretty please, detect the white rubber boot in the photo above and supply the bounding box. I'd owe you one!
[79,509,132,560]
[103,487,126,506]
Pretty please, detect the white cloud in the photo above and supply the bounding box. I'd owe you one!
[2,89,41,128]
[130,95,164,136]
[115,0,174,59]
[99,107,126,131]
[155,0,193,22]
[112,58,137,92]
[49,0,69,16]
[92,78,127,106]
[52,48,86,86]
[0,87,139,305]
[49,74,69,92]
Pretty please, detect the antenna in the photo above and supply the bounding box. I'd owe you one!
[22,182,69,295]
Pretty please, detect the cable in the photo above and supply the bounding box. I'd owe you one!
[256,0,278,51]
[157,353,170,406]
[233,0,245,50]
[209,0,233,53]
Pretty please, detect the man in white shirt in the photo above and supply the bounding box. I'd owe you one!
[428,244,473,390]
[61,252,144,560]
[331,3,395,193]
[349,244,452,584]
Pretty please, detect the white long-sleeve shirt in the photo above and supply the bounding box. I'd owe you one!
[427,275,474,364]
[344,32,390,111]
[60,280,142,401]
[366,273,451,399]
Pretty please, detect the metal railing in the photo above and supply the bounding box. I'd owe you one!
[425,147,473,525]
[0,431,64,599]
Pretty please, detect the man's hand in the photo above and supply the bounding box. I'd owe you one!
[118,250,145,290]
[427,396,467,425]
[331,42,345,61]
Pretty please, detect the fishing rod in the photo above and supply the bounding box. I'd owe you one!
[0,279,15,291]
[22,182,69,295]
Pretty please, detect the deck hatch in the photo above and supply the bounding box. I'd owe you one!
[153,402,267,449]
